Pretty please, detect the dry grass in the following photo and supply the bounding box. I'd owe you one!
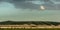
[0,28,60,30]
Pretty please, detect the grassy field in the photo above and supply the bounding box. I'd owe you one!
[0,28,60,30]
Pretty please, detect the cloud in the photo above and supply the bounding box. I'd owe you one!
[11,0,40,10]
[1,0,58,10]
[0,0,60,22]
[11,0,59,10]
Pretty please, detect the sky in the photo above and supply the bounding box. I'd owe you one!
[0,0,60,22]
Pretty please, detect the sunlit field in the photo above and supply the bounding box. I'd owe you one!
[0,28,60,30]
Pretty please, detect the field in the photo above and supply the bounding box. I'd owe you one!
[0,28,60,30]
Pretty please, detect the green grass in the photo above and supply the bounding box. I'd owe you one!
[0,28,60,30]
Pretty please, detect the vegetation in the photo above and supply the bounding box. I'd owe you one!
[0,21,60,26]
[0,28,60,30]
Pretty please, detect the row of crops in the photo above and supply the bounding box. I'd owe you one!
[0,28,60,30]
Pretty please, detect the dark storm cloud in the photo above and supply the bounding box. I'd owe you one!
[0,0,53,10]
[1,0,60,10]
[0,0,40,10]
[11,0,57,10]
[13,2,40,10]
[11,0,40,10]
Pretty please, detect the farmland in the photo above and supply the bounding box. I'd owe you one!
[0,21,60,30]
[0,28,60,30]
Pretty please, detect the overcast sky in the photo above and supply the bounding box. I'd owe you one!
[0,0,60,22]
